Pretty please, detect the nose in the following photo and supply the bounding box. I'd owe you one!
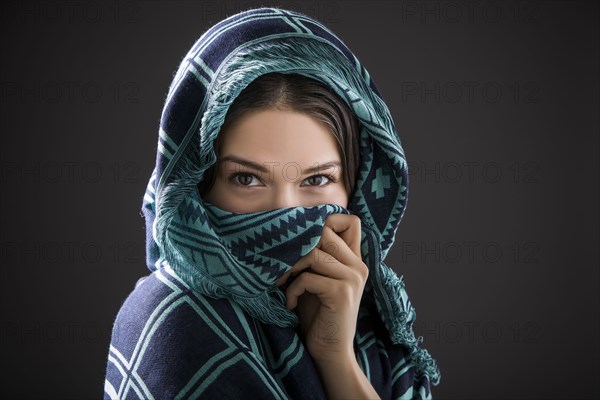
[270,185,300,210]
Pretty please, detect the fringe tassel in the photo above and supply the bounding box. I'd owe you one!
[161,219,300,327]
[196,270,298,328]
[366,228,441,385]
[153,36,440,385]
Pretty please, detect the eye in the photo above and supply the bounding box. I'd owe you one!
[230,172,261,187]
[302,174,336,187]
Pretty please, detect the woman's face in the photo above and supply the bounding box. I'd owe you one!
[202,108,349,213]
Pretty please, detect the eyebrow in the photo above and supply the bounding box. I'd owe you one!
[219,155,342,175]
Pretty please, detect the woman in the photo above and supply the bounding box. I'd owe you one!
[104,7,440,399]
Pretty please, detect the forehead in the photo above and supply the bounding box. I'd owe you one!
[218,108,341,161]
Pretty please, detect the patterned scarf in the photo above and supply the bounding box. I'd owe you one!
[141,6,440,385]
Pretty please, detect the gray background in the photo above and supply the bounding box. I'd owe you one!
[1,1,598,399]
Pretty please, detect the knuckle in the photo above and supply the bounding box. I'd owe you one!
[355,261,369,281]
[296,272,310,284]
[360,261,369,277]
[350,214,361,226]
[361,270,369,283]
[318,226,332,245]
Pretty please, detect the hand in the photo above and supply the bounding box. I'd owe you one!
[276,213,369,364]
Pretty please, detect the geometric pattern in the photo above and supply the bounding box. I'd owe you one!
[171,199,350,295]
[106,6,440,397]
[104,264,433,399]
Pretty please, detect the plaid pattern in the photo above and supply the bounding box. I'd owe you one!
[105,264,432,399]
[104,6,440,399]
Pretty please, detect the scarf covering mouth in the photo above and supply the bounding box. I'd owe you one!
[140,7,440,385]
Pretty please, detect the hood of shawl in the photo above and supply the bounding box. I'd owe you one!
[142,6,409,274]
[139,9,442,385]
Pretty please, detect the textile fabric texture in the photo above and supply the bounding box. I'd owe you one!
[104,7,440,399]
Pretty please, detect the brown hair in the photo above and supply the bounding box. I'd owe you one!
[197,72,360,197]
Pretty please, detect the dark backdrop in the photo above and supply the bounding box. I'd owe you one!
[1,1,598,399]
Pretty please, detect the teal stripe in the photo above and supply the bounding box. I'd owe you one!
[123,296,189,399]
[275,342,304,379]
[168,11,292,102]
[247,306,301,381]
[391,357,415,386]
[230,301,262,358]
[359,347,370,380]
[157,141,173,160]
[167,224,267,294]
[186,296,289,398]
[419,384,431,400]
[159,127,179,152]
[193,54,215,78]
[293,17,313,35]
[376,338,389,359]
[273,334,300,370]
[397,386,413,400]
[189,352,286,399]
[156,267,182,292]
[393,363,413,385]
[390,356,408,379]
[119,290,184,398]
[188,63,210,87]
[157,31,349,194]
[356,330,374,346]
[190,352,244,396]
[176,347,236,399]
[281,16,303,34]
[193,12,290,57]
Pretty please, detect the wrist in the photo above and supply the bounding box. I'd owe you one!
[313,350,357,371]
[313,355,381,400]
[313,353,364,386]
[310,344,356,366]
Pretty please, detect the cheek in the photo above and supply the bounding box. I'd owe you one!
[201,180,229,207]
[330,184,349,208]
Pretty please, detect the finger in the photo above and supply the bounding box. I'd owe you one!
[275,270,292,287]
[285,272,338,310]
[290,246,353,281]
[318,225,370,283]
[323,214,362,258]
[317,225,361,267]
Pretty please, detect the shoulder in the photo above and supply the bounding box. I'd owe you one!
[105,267,261,399]
[109,267,255,352]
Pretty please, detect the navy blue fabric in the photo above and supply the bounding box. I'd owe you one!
[104,7,440,399]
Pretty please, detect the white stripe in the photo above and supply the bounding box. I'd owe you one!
[156,267,182,292]
[192,10,286,60]
[159,127,179,152]
[419,384,431,399]
[110,344,130,369]
[130,369,154,400]
[166,10,293,104]
[193,54,215,78]
[143,192,154,205]
[108,354,127,380]
[293,17,313,34]
[281,16,303,33]
[187,63,210,87]
[104,379,119,400]
[119,291,184,398]
[158,141,174,159]
[397,386,413,400]
[147,181,155,194]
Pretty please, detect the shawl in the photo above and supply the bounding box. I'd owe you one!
[104,7,440,399]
